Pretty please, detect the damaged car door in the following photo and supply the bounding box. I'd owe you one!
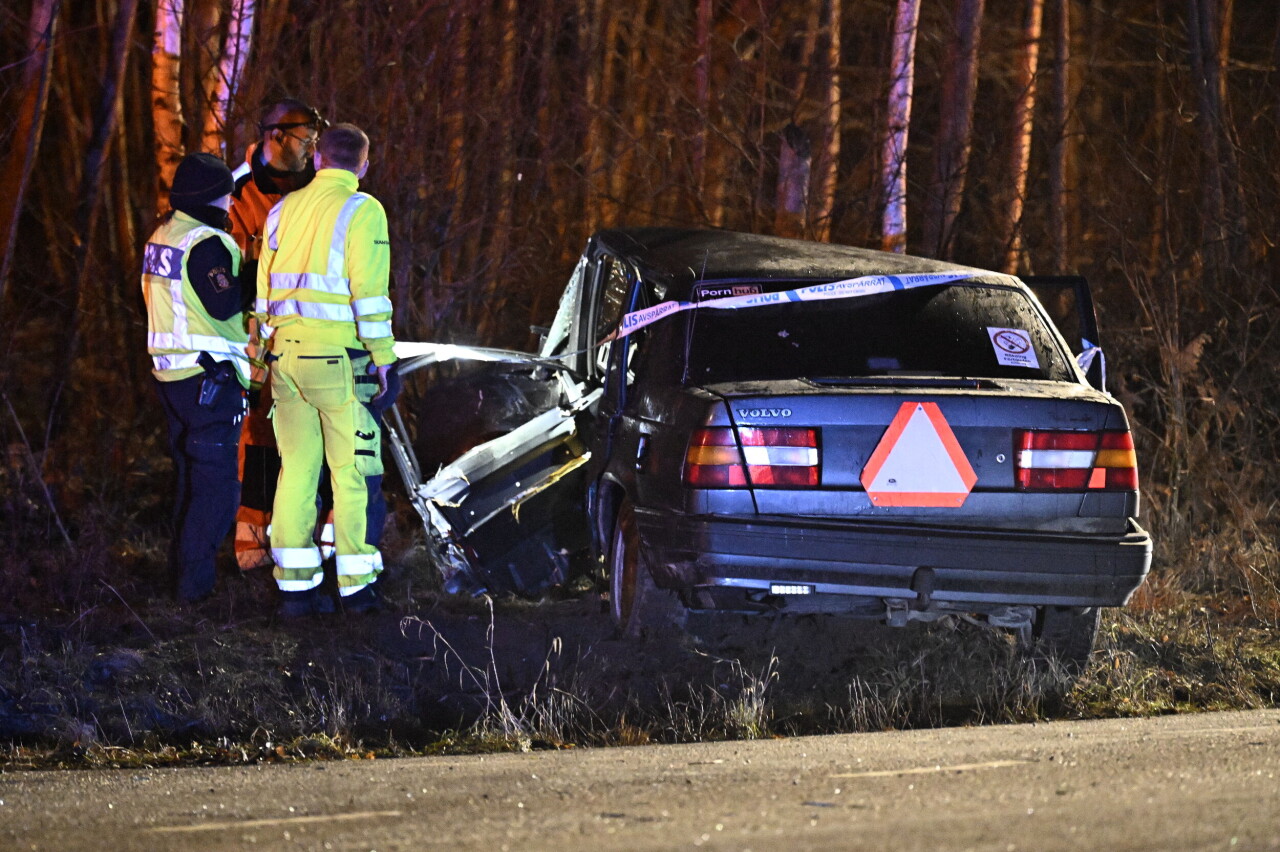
[384,250,621,596]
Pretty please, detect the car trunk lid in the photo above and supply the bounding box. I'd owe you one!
[686,378,1136,524]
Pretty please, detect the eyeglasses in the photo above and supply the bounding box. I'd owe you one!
[282,130,318,150]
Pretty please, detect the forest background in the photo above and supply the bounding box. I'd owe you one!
[0,0,1277,752]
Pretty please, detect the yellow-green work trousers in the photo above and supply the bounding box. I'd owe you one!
[269,338,384,597]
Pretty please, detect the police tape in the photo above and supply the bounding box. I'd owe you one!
[605,271,992,341]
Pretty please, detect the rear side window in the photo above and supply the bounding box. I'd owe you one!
[685,283,1076,384]
[595,259,631,342]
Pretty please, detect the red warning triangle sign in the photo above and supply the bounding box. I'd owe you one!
[861,402,977,507]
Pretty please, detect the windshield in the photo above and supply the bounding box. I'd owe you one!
[684,282,1076,384]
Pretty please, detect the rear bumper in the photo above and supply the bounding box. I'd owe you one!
[634,509,1152,610]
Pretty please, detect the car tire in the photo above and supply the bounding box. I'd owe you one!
[1032,605,1100,673]
[609,500,682,639]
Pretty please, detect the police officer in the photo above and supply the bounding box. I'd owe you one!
[228,98,327,572]
[141,152,250,602]
[255,123,395,617]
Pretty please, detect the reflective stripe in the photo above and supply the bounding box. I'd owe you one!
[149,331,244,354]
[152,353,201,371]
[266,299,355,322]
[318,521,335,561]
[169,275,188,341]
[272,546,322,569]
[277,577,324,592]
[336,551,382,577]
[269,271,352,296]
[353,295,392,316]
[265,202,283,251]
[328,194,370,276]
[357,320,392,339]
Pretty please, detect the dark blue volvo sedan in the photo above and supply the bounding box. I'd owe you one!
[387,228,1151,667]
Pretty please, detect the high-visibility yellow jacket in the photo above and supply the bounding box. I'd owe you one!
[254,169,395,366]
[142,212,250,386]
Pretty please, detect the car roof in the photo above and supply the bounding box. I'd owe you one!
[591,227,1002,299]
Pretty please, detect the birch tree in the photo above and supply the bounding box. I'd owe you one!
[201,0,256,156]
[922,0,984,260]
[881,0,921,253]
[1000,0,1043,274]
[812,0,842,242]
[0,0,61,308]
[152,0,185,213]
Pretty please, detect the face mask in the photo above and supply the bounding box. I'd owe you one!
[182,205,231,231]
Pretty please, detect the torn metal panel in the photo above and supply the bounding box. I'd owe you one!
[386,341,599,596]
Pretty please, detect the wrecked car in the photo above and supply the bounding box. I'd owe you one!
[386,228,1151,665]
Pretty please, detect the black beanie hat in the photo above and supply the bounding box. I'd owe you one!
[170,152,234,212]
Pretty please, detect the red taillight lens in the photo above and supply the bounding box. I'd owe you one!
[684,427,820,488]
[1014,429,1138,491]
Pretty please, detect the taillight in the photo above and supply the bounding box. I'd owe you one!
[684,427,819,488]
[1014,429,1138,490]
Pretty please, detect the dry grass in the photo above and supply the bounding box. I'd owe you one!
[1,436,1278,767]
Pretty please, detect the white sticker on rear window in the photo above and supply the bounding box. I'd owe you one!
[987,327,1040,369]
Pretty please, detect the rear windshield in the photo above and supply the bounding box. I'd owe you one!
[684,282,1076,384]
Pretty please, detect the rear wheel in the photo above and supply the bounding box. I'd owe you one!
[609,500,682,639]
[1031,606,1100,673]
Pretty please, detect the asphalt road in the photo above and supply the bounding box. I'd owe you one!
[2,709,1278,851]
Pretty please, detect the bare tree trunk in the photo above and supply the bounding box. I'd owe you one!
[108,94,141,427]
[1188,0,1245,285]
[922,0,984,260]
[538,0,576,270]
[0,0,61,309]
[152,0,186,214]
[750,0,770,231]
[191,0,223,154]
[775,1,822,238]
[241,0,288,124]
[476,0,520,342]
[439,1,475,292]
[775,124,811,239]
[811,0,842,242]
[693,0,712,217]
[1048,0,1070,271]
[792,1,822,116]
[576,0,599,226]
[610,1,654,229]
[202,0,256,156]
[1001,0,1044,274]
[590,8,622,226]
[880,0,921,253]
[56,0,141,421]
